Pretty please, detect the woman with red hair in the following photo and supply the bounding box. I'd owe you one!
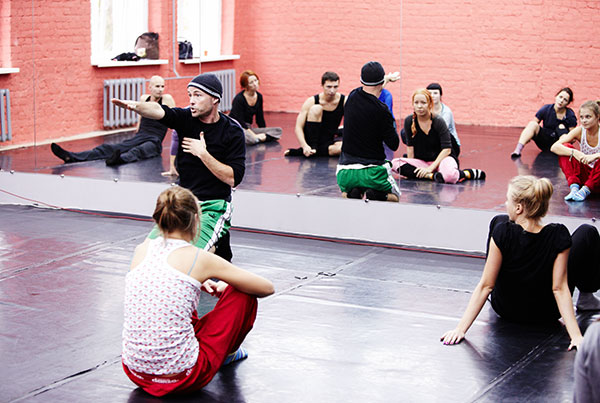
[229,70,283,145]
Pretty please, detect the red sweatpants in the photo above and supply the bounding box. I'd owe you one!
[558,143,600,192]
[123,285,258,397]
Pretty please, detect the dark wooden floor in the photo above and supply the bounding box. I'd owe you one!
[1,205,598,402]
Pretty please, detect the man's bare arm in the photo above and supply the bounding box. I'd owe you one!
[294,96,316,156]
[112,98,165,120]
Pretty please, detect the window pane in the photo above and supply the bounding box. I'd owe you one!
[90,0,148,62]
[178,0,222,57]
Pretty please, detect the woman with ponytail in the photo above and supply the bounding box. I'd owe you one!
[122,186,274,397]
[441,175,600,349]
[392,89,485,184]
[551,100,600,202]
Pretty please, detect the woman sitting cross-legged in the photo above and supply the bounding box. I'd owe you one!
[122,186,274,397]
[392,89,484,184]
[550,100,600,202]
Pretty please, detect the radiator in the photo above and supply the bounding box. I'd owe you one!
[103,78,146,129]
[0,89,11,142]
[212,69,235,112]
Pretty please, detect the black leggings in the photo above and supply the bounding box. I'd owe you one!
[568,224,600,292]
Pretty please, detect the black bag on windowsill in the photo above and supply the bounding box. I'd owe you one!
[179,41,193,59]
[111,52,140,61]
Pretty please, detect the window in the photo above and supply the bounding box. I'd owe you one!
[177,0,222,58]
[90,0,148,63]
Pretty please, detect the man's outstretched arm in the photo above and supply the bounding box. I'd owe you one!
[111,98,165,120]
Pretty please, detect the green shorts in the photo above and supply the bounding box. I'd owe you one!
[148,199,232,250]
[336,162,400,196]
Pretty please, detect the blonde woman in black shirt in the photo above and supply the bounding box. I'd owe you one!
[441,176,600,349]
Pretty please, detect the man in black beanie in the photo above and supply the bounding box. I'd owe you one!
[336,61,401,202]
[112,73,245,261]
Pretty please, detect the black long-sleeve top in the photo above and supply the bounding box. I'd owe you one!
[340,87,399,164]
[159,106,246,201]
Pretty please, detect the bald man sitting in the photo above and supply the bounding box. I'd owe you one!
[51,75,176,166]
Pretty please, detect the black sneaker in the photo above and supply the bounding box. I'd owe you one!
[347,188,364,199]
[106,150,125,166]
[50,143,74,163]
[365,188,388,201]
[433,172,445,183]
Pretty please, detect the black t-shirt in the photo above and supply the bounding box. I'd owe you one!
[490,218,572,323]
[159,106,246,201]
[404,115,458,162]
[341,88,398,163]
[229,91,266,129]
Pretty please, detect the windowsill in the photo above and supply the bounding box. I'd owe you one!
[0,67,20,74]
[92,59,169,68]
[180,54,240,64]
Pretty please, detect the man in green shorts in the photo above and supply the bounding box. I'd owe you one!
[336,61,400,202]
[112,73,245,261]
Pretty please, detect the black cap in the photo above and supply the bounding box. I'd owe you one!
[188,73,223,100]
[360,61,385,86]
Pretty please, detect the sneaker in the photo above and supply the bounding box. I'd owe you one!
[510,152,521,159]
[222,346,248,366]
[433,172,445,183]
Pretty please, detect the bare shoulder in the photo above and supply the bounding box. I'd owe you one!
[301,95,316,110]
[139,93,149,102]
[131,239,150,270]
[162,94,176,107]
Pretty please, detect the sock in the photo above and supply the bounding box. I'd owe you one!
[222,346,248,366]
[564,184,580,201]
[50,143,75,163]
[364,188,388,201]
[285,148,304,157]
[106,150,125,166]
[511,143,524,157]
[433,172,445,183]
[399,163,418,179]
[459,168,486,181]
[572,186,591,202]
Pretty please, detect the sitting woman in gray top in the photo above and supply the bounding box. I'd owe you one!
[426,83,461,157]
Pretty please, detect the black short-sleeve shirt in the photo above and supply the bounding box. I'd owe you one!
[490,217,572,323]
[404,115,457,162]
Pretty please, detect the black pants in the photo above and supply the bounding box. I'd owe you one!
[70,136,161,163]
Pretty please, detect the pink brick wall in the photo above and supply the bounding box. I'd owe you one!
[234,0,600,127]
[0,0,236,147]
[2,0,600,147]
